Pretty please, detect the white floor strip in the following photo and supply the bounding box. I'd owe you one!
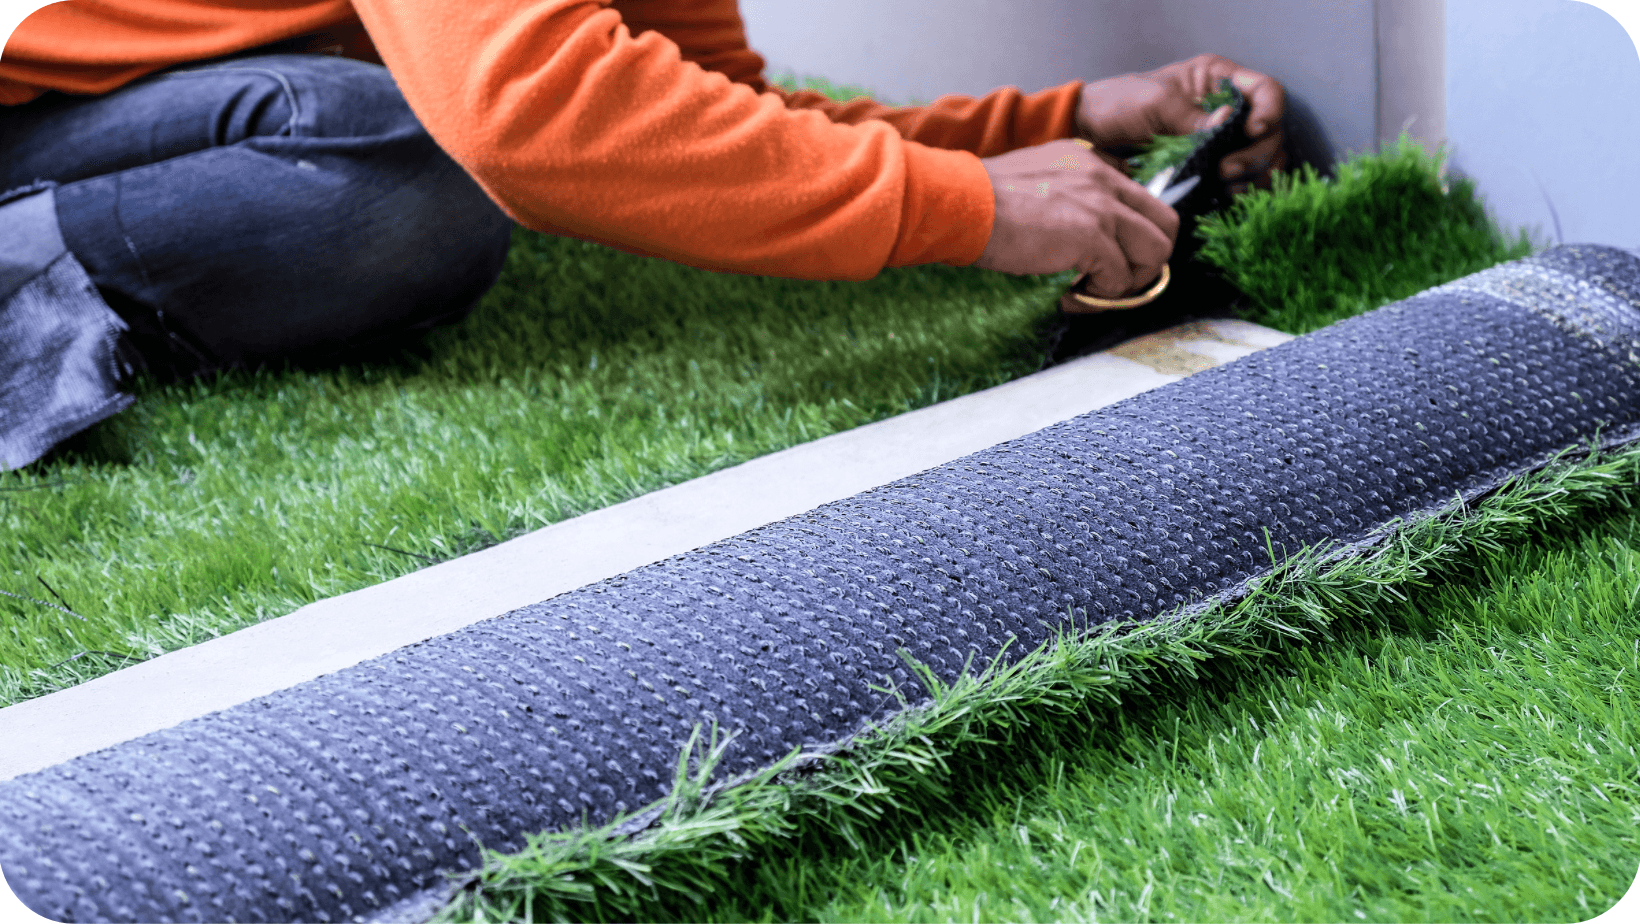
[0,319,1289,782]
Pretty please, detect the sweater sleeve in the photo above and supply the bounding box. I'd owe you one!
[770,83,1084,158]
[349,0,997,280]
[612,0,1084,156]
[609,0,772,89]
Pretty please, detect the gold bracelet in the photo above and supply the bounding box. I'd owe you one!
[1068,263,1171,311]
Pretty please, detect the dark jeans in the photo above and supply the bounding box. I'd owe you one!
[0,53,514,463]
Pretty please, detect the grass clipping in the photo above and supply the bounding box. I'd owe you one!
[435,142,1562,922]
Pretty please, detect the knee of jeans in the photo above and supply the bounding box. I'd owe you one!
[275,55,425,141]
[142,66,299,145]
[348,155,515,334]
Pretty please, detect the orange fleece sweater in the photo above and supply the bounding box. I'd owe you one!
[0,0,1083,280]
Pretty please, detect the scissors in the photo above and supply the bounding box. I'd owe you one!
[1145,166,1203,208]
[1065,80,1248,311]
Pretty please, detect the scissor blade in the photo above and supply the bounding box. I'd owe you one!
[1144,166,1177,199]
[1157,174,1201,207]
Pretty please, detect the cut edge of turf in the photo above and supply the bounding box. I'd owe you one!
[429,429,1640,924]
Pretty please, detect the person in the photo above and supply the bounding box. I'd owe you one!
[0,0,1287,470]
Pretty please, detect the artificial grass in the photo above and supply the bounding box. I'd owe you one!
[724,505,1640,924]
[1196,138,1535,333]
[1126,80,1240,185]
[0,104,1521,713]
[3,73,1602,923]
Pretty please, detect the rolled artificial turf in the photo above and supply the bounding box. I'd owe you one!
[447,426,1640,924]
[437,145,1623,924]
[667,480,1640,924]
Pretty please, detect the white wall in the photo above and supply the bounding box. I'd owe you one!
[739,0,1381,164]
[1445,0,1640,248]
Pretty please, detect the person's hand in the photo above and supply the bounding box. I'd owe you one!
[974,138,1179,297]
[1074,54,1288,193]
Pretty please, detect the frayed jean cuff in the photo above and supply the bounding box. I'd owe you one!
[0,185,133,469]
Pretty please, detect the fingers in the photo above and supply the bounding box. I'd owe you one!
[1220,130,1286,182]
[1138,89,1222,138]
[1182,54,1286,140]
[1116,201,1175,278]
[1114,175,1180,244]
[975,140,1178,285]
[1267,144,1289,177]
[1196,103,1233,134]
[1227,146,1287,196]
[1080,225,1135,298]
[1084,186,1176,298]
[1076,159,1174,296]
[1228,68,1286,138]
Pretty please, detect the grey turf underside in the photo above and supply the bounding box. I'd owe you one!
[5,245,1640,924]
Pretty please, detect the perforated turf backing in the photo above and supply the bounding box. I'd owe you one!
[4,244,1639,924]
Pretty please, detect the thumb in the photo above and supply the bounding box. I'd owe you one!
[1195,104,1232,135]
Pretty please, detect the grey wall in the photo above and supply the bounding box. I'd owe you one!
[1377,0,1445,150]
[739,0,1381,163]
[1445,0,1640,248]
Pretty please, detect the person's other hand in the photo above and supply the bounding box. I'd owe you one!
[973,138,1178,297]
[1074,54,1288,193]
